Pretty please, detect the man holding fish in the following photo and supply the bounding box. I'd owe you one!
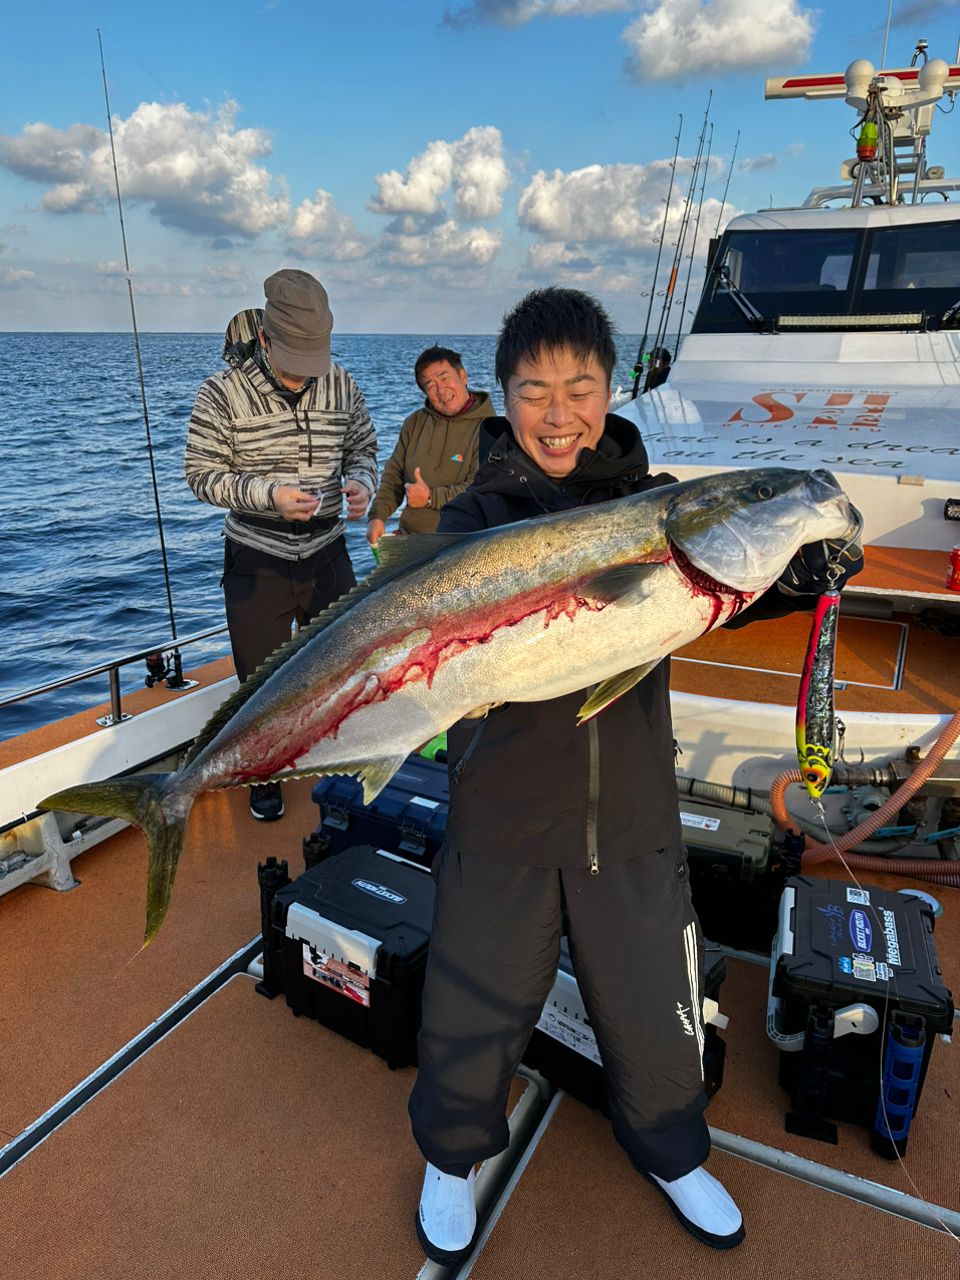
[42,286,862,1259]
[408,287,863,1262]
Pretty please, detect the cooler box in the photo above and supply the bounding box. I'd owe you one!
[767,876,954,1154]
[522,938,728,1106]
[308,756,449,868]
[260,846,434,1069]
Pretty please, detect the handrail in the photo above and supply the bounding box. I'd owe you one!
[0,624,230,712]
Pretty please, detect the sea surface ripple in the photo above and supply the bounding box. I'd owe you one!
[1,331,651,741]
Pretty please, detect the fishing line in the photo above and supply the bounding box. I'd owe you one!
[97,26,302,233]
[97,30,183,662]
[808,799,960,1245]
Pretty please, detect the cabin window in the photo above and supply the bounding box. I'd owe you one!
[864,221,960,292]
[693,219,960,333]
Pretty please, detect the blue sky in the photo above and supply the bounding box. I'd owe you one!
[1,0,958,332]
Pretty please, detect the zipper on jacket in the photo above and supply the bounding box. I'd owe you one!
[586,715,600,874]
[451,719,488,785]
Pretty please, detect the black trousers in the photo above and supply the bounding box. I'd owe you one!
[408,848,710,1181]
[221,536,356,682]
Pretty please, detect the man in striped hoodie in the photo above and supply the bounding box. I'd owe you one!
[185,270,378,821]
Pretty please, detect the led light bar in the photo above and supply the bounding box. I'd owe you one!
[777,313,924,329]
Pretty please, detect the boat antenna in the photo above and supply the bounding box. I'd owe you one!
[97,29,187,685]
[880,0,893,69]
[676,121,713,359]
[630,114,682,399]
[646,91,711,391]
[713,128,739,241]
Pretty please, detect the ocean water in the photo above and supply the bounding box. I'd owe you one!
[0,331,658,741]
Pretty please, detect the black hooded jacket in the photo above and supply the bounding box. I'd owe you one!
[438,413,684,871]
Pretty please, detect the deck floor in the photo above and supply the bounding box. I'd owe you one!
[2,660,959,1277]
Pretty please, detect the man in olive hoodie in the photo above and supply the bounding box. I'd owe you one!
[366,346,490,544]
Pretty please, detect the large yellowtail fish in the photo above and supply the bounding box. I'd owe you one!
[40,468,858,942]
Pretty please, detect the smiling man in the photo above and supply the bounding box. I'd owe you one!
[407,286,741,1264]
[407,287,862,1266]
[366,345,491,544]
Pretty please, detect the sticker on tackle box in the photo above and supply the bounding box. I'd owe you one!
[680,811,721,832]
[846,887,871,905]
[536,1004,603,1065]
[302,941,371,1006]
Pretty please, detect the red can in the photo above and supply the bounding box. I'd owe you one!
[949,546,960,591]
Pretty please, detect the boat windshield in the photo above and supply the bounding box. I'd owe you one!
[692,219,960,333]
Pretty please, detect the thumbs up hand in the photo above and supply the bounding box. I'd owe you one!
[404,466,431,509]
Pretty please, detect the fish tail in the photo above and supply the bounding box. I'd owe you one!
[39,773,194,945]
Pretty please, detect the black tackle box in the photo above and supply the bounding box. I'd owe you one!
[768,876,954,1155]
[257,846,434,1069]
[308,756,449,868]
[522,937,728,1107]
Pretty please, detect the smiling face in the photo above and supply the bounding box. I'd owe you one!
[505,346,611,478]
[419,360,470,417]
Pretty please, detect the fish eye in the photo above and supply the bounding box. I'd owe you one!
[755,483,774,500]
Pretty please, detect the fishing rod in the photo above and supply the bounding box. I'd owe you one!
[97,29,190,692]
[647,92,711,391]
[713,128,739,241]
[630,115,682,399]
[675,122,713,360]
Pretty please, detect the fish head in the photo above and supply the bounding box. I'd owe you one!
[666,468,859,594]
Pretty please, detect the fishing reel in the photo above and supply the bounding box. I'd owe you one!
[143,649,198,691]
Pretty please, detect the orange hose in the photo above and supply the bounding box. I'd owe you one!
[768,709,960,882]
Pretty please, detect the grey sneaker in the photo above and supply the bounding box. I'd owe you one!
[250,781,284,822]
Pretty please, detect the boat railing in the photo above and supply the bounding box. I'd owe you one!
[0,623,230,729]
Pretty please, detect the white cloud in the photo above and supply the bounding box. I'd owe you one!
[382,220,502,267]
[517,156,721,245]
[289,188,371,261]
[518,155,739,307]
[739,153,778,173]
[96,260,125,274]
[370,126,509,220]
[0,265,36,287]
[0,101,290,238]
[623,0,816,82]
[444,0,628,25]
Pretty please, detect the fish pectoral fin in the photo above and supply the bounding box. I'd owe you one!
[576,660,663,723]
[355,754,410,804]
[586,563,660,606]
[462,701,504,720]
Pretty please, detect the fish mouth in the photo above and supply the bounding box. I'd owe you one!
[671,543,740,596]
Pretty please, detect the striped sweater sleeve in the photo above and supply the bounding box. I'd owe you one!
[184,375,279,513]
[340,375,379,499]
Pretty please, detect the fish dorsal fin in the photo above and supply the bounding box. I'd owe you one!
[576,658,663,724]
[183,532,470,766]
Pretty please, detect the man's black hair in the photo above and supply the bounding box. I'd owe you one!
[414,344,464,388]
[495,287,618,389]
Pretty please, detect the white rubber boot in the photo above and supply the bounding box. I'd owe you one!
[416,1163,478,1264]
[648,1165,745,1250]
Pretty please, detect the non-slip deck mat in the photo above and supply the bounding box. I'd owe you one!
[705,958,959,1214]
[855,546,957,599]
[673,608,960,715]
[0,656,234,768]
[0,975,530,1280]
[467,1094,960,1280]
[0,774,319,1138]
